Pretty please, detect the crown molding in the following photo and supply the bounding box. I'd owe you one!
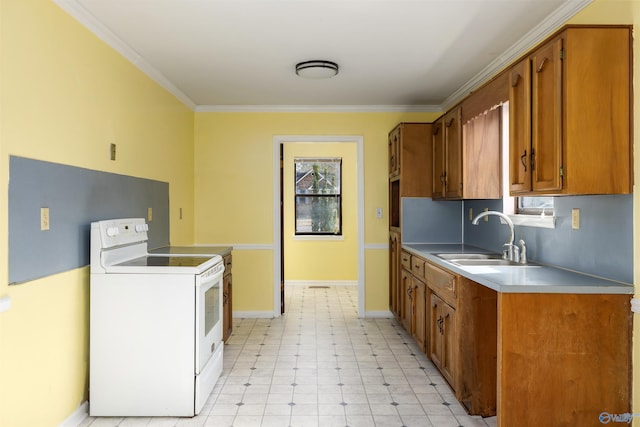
[441,0,593,111]
[195,104,441,113]
[52,0,197,110]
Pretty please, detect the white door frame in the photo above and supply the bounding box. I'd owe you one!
[273,135,364,318]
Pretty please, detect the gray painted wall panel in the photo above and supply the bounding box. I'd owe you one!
[401,197,462,244]
[9,156,170,284]
[463,195,633,284]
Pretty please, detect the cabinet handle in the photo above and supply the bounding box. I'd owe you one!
[446,118,455,128]
[536,57,548,73]
[437,316,444,335]
[511,73,521,87]
[520,149,527,172]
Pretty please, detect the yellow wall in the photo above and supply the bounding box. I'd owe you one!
[0,1,195,426]
[193,112,438,313]
[283,142,358,282]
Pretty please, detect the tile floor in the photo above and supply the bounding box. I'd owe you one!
[81,285,497,427]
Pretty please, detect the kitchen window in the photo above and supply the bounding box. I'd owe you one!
[294,158,342,235]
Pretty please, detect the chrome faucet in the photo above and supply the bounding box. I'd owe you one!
[471,210,524,263]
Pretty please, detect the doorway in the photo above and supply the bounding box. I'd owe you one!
[273,135,364,318]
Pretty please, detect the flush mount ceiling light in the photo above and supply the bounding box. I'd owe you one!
[295,60,339,79]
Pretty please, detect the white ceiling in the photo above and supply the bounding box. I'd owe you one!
[54,0,592,111]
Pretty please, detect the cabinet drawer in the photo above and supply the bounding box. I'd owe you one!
[400,251,411,270]
[411,256,425,278]
[426,262,456,307]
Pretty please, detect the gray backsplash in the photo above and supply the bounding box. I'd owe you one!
[401,197,462,244]
[402,195,633,284]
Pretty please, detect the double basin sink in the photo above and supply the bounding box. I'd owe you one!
[435,253,527,267]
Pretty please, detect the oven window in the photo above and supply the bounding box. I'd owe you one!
[204,283,220,335]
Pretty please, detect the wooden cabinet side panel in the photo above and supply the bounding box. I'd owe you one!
[462,107,502,199]
[389,232,401,318]
[497,293,631,426]
[564,27,632,194]
[458,278,497,417]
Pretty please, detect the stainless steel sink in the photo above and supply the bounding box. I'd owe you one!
[436,253,501,260]
[435,253,527,267]
[450,259,524,267]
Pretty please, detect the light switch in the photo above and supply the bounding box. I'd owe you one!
[572,208,580,229]
[40,207,50,231]
[376,207,383,219]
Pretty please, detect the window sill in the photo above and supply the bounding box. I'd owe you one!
[507,214,556,229]
[293,235,344,241]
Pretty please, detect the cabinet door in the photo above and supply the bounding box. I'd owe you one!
[412,278,427,352]
[388,126,401,178]
[444,108,463,199]
[432,119,445,199]
[430,293,444,370]
[509,58,532,194]
[440,301,456,387]
[531,37,563,192]
[389,231,401,318]
[401,269,413,333]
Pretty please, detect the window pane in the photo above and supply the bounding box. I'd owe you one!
[295,196,341,234]
[295,158,341,195]
[517,196,554,214]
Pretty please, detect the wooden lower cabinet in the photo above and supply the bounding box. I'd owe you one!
[394,251,631,425]
[497,293,631,426]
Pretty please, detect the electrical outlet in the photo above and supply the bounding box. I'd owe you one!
[110,142,116,161]
[572,208,580,229]
[179,207,183,220]
[376,207,383,219]
[147,207,153,222]
[40,207,50,231]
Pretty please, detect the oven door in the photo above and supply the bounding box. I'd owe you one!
[195,261,224,374]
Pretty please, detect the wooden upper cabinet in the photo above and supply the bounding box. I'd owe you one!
[508,26,632,195]
[433,107,462,200]
[434,104,501,200]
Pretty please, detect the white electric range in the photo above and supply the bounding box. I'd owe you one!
[89,218,224,417]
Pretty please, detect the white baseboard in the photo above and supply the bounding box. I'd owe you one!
[233,311,275,318]
[363,310,394,318]
[285,280,357,287]
[58,401,88,427]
